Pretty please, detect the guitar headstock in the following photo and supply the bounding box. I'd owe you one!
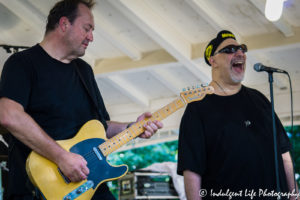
[180,84,214,104]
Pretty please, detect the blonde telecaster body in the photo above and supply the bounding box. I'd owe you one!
[26,120,127,200]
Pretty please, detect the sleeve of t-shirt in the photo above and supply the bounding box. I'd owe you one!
[177,103,206,176]
[0,53,32,109]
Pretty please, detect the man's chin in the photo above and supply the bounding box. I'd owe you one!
[232,77,244,83]
[77,50,85,57]
[231,74,244,83]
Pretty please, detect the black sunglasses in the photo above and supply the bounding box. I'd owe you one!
[214,44,247,55]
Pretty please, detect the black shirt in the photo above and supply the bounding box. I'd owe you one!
[0,44,110,197]
[177,85,291,199]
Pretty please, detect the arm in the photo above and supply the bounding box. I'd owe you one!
[184,170,202,200]
[106,121,128,139]
[282,152,299,199]
[106,112,163,139]
[0,97,89,182]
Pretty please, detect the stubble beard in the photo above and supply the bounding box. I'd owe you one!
[230,71,244,83]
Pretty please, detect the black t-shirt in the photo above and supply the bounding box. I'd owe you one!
[177,85,291,199]
[0,44,110,197]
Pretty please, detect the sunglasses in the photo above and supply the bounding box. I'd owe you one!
[214,44,247,55]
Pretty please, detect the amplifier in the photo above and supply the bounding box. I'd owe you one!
[119,171,179,200]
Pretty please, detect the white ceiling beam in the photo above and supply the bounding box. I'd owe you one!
[106,75,149,107]
[109,0,210,83]
[149,68,185,95]
[92,10,142,60]
[94,27,141,61]
[185,0,222,30]
[185,0,241,39]
[0,0,45,35]
[248,0,294,37]
[0,32,16,44]
[94,49,177,75]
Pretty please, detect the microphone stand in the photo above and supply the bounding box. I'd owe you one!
[268,72,281,198]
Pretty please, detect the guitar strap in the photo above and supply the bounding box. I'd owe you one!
[74,61,105,123]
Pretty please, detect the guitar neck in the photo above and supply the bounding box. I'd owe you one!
[99,98,186,156]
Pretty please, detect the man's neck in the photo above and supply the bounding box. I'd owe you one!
[210,79,242,96]
[40,34,75,64]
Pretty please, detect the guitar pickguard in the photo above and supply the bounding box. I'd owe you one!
[69,138,128,189]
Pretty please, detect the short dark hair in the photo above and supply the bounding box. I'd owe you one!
[45,0,95,34]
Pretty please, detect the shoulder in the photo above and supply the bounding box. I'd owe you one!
[75,58,94,75]
[243,85,268,99]
[3,45,40,73]
[182,95,212,119]
[243,85,261,94]
[75,58,92,69]
[74,58,97,83]
[14,44,41,58]
[5,44,40,63]
[242,85,270,106]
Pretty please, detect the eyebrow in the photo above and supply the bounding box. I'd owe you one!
[86,24,94,31]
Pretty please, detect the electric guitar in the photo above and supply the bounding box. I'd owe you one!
[26,85,214,200]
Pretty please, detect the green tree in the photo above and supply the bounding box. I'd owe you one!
[107,140,178,198]
[285,125,300,183]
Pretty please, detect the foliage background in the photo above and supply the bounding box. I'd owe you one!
[107,140,178,198]
[285,125,300,183]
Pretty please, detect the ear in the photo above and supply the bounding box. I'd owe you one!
[58,17,70,32]
[209,56,216,67]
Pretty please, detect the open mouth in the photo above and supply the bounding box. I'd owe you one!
[231,61,244,73]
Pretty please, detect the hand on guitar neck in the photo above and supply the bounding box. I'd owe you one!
[135,112,163,139]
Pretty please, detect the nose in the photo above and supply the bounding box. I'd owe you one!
[87,31,93,42]
[235,49,245,56]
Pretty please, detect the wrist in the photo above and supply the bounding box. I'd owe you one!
[126,122,134,129]
[54,148,69,165]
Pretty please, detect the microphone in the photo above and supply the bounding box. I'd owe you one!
[254,63,287,73]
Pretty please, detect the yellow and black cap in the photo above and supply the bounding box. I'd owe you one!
[204,30,236,66]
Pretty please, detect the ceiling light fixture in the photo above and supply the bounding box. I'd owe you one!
[265,0,286,21]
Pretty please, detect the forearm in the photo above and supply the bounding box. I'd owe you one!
[106,121,131,139]
[184,170,202,200]
[282,152,299,199]
[10,113,65,163]
[0,98,66,164]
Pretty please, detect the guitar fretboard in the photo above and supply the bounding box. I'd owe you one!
[99,98,185,156]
